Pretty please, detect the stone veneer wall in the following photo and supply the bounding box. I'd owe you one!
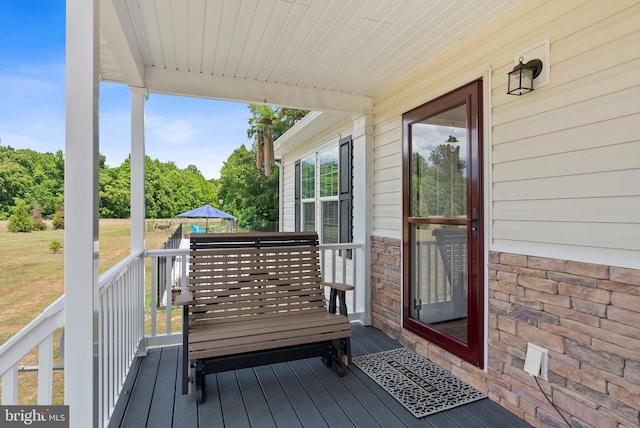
[488,252,640,428]
[369,236,640,428]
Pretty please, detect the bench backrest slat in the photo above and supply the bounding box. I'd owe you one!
[188,232,327,324]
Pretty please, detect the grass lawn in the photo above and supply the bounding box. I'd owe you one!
[0,219,173,404]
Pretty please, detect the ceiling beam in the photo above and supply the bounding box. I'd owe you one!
[143,68,373,113]
[100,0,145,87]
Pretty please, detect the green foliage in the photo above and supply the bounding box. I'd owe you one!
[411,144,466,218]
[99,159,131,218]
[246,105,309,142]
[142,157,217,219]
[214,105,307,230]
[0,146,64,219]
[98,155,218,219]
[52,204,64,229]
[49,238,63,254]
[7,199,33,232]
[216,145,279,231]
[30,204,47,231]
[1,144,219,220]
[2,104,307,225]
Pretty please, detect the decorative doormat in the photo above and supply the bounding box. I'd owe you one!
[353,348,486,418]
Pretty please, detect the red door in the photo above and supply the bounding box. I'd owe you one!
[402,80,484,367]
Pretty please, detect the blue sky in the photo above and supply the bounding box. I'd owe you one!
[0,1,253,179]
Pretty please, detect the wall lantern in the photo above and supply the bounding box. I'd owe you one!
[507,57,543,96]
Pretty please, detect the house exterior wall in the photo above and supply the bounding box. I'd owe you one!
[368,1,640,427]
[278,117,353,232]
[487,252,640,427]
[373,246,640,427]
[371,0,640,269]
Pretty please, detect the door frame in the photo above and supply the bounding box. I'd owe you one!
[401,79,484,367]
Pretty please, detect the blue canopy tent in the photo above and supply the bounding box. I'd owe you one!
[177,204,236,231]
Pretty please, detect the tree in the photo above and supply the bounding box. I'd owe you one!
[246,105,309,181]
[99,159,131,218]
[30,203,47,231]
[216,145,278,231]
[52,204,64,229]
[7,199,33,232]
[0,144,219,221]
[423,144,466,218]
[0,146,64,219]
[246,105,309,141]
[0,148,31,219]
[215,105,309,230]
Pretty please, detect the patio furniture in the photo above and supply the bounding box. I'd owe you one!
[190,224,206,233]
[432,227,467,318]
[176,231,352,404]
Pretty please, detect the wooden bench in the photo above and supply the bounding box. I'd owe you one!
[176,232,352,403]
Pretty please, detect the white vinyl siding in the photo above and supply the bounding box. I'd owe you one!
[371,0,640,267]
[277,117,353,233]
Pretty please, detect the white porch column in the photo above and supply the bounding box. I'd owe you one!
[130,87,147,254]
[64,0,99,427]
[352,110,374,325]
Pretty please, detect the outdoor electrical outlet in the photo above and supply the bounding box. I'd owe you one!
[524,342,548,380]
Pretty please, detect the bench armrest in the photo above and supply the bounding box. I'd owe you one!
[322,282,354,292]
[174,292,194,306]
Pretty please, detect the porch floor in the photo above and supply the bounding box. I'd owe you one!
[109,324,532,428]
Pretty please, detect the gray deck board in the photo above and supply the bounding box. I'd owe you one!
[119,346,160,427]
[147,347,178,428]
[235,367,277,428]
[255,364,305,427]
[272,361,330,427]
[112,324,533,428]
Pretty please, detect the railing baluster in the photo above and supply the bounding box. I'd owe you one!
[180,254,187,294]
[108,286,114,415]
[165,258,172,334]
[37,336,53,404]
[331,248,337,283]
[151,256,157,337]
[99,291,106,426]
[1,365,18,404]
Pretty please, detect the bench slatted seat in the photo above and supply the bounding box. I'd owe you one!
[176,232,352,403]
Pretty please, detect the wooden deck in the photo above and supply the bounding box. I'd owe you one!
[109,324,532,428]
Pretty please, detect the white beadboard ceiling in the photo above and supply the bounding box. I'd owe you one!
[100,0,523,112]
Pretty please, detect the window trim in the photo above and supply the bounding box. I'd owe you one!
[295,135,353,247]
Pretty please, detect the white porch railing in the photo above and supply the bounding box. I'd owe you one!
[0,240,365,427]
[97,251,146,425]
[319,242,366,320]
[0,295,64,405]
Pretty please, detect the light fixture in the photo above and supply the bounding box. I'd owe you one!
[507,57,543,96]
[446,122,459,144]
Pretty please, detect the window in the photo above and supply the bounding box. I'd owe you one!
[295,137,352,246]
[301,156,316,231]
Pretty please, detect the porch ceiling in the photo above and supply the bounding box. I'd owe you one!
[100,0,523,112]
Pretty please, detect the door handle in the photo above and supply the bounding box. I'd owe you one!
[469,208,478,238]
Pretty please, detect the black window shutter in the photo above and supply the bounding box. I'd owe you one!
[339,136,353,254]
[294,160,301,232]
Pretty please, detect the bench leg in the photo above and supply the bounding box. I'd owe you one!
[181,351,189,395]
[181,306,190,395]
[195,360,205,405]
[328,289,348,316]
[323,341,347,377]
